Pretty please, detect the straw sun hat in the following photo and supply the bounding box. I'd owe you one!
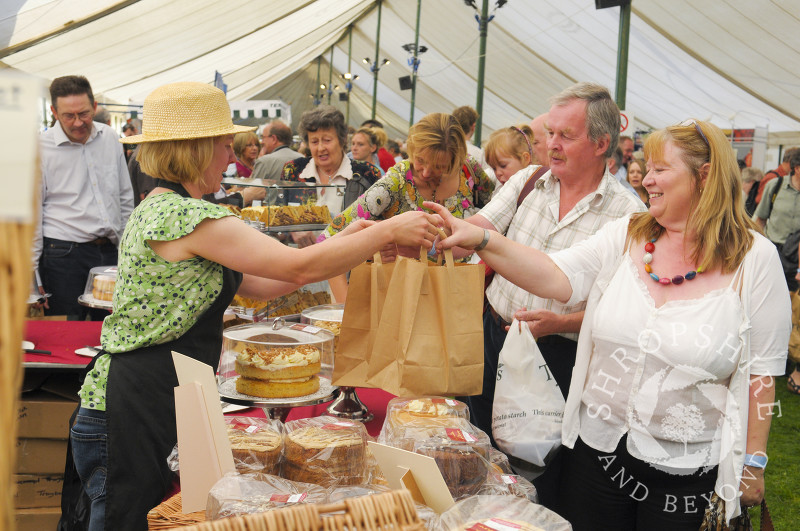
[120,81,255,144]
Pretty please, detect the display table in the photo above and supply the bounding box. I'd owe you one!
[24,320,98,370]
[21,320,393,435]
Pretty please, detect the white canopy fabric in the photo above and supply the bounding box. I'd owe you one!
[2,0,799,147]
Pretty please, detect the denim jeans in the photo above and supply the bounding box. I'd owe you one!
[71,407,108,531]
[40,237,117,320]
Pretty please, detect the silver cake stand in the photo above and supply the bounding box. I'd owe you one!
[218,376,337,421]
[326,386,374,423]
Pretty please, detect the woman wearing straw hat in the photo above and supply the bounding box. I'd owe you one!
[60,82,441,531]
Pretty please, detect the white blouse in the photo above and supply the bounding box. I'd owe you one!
[551,215,789,522]
[580,253,746,470]
[297,155,353,217]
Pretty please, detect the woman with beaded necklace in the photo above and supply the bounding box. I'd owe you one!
[430,119,789,530]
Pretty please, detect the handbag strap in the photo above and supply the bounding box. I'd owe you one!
[517,165,550,207]
[760,499,774,531]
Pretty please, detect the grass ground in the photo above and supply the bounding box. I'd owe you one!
[748,375,799,530]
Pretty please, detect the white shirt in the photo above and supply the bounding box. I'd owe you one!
[480,166,645,340]
[34,121,133,269]
[297,154,352,217]
[552,215,789,521]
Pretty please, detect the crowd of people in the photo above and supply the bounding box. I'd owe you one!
[33,74,793,531]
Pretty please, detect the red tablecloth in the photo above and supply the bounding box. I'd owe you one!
[24,320,100,366]
[22,320,393,435]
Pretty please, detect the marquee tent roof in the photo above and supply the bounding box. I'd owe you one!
[2,0,799,147]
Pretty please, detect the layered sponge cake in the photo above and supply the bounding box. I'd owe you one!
[235,345,321,398]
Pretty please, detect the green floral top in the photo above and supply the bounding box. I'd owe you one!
[78,192,234,410]
[317,158,493,259]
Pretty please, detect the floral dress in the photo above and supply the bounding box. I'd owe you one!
[318,158,493,260]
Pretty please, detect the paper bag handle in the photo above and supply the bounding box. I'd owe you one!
[418,228,454,266]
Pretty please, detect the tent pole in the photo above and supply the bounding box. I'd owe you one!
[314,56,322,106]
[346,26,353,127]
[615,1,631,111]
[474,0,490,146]
[371,0,383,120]
[409,0,422,128]
[328,47,334,105]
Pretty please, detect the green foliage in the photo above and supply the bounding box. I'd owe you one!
[748,375,800,530]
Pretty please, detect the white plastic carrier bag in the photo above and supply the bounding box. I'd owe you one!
[492,318,565,467]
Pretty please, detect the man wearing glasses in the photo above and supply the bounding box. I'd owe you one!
[251,119,302,181]
[34,75,133,320]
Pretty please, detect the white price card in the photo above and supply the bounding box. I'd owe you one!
[0,72,44,223]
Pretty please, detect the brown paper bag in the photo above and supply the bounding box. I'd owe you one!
[334,247,484,396]
[789,291,800,364]
[332,253,396,387]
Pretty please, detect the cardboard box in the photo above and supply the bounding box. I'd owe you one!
[14,474,63,508]
[15,506,61,531]
[16,439,67,475]
[17,390,77,439]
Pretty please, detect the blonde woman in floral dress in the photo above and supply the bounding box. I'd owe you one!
[318,113,493,300]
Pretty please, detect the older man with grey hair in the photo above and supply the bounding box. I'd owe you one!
[460,81,646,510]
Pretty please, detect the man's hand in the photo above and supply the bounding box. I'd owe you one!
[510,308,563,339]
[240,186,266,206]
[290,231,317,248]
[33,285,50,310]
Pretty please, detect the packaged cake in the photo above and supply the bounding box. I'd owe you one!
[410,420,492,499]
[225,416,284,475]
[477,472,539,504]
[435,495,571,531]
[82,265,117,303]
[283,416,368,487]
[219,322,334,399]
[379,396,470,444]
[206,472,326,520]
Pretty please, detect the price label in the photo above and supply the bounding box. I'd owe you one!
[231,422,260,433]
[289,323,323,334]
[322,422,353,430]
[445,428,477,443]
[465,518,523,531]
[269,493,307,503]
[501,475,517,484]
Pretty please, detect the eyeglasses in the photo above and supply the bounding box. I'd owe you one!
[678,119,709,147]
[59,110,92,123]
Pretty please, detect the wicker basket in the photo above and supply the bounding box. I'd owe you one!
[148,493,206,529]
[165,489,423,531]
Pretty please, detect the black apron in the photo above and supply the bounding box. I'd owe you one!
[60,181,243,531]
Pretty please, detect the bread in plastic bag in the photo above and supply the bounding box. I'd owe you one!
[435,495,571,531]
[206,471,326,520]
[226,416,284,475]
[283,415,368,487]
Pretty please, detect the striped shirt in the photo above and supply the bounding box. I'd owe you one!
[481,165,646,341]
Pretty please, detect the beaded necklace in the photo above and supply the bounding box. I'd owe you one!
[642,238,702,285]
